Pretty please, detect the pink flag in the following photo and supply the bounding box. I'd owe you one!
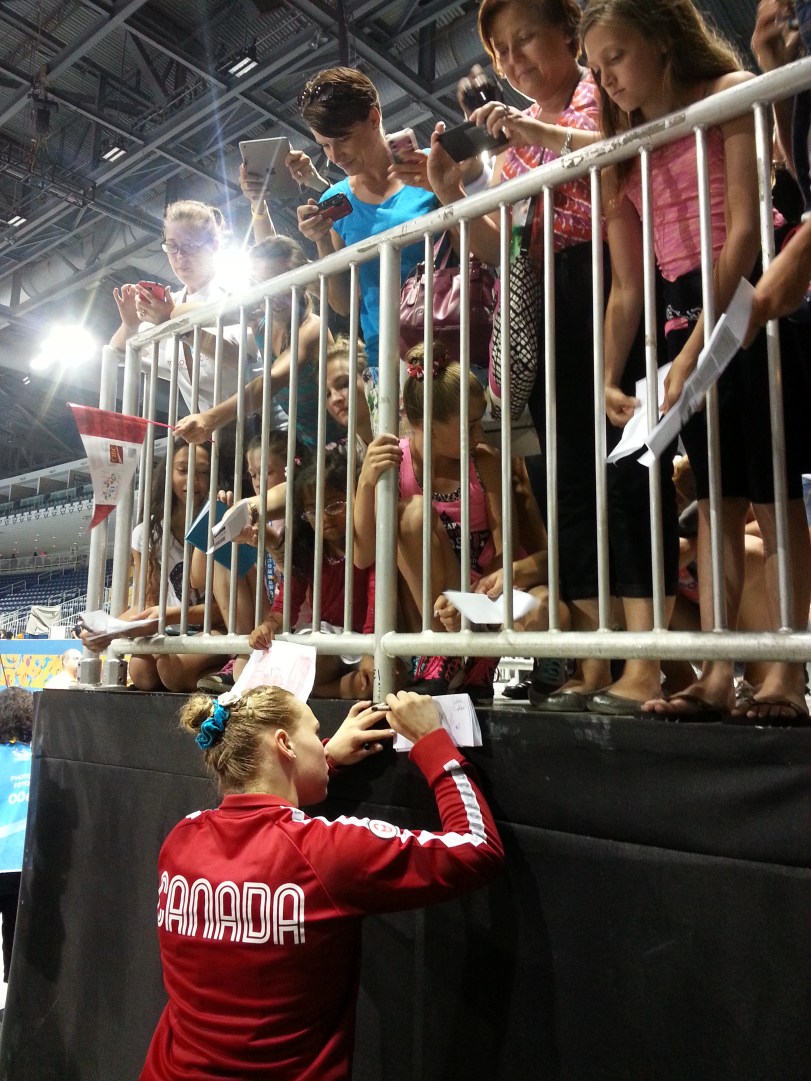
[69,404,152,529]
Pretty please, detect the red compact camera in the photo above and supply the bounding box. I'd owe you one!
[318,193,353,224]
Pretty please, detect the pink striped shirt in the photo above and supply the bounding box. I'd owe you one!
[500,71,600,254]
[625,127,728,281]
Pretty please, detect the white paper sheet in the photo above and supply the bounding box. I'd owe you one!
[231,640,317,702]
[393,693,482,752]
[208,499,251,553]
[606,364,672,464]
[442,589,540,624]
[640,278,755,467]
[79,608,155,641]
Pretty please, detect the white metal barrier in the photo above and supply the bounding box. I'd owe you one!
[91,60,811,697]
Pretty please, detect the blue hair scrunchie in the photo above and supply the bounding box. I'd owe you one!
[195,701,230,750]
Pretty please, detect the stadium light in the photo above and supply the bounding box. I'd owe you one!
[31,325,97,372]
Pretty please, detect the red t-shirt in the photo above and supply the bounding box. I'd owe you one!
[272,559,375,634]
[140,729,504,1081]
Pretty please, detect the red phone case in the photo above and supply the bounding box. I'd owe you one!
[137,281,166,302]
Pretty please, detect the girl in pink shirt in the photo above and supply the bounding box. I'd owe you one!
[583,0,811,722]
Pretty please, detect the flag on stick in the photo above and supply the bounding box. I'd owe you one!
[69,404,154,528]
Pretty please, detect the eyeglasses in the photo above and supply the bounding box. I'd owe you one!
[161,240,211,257]
[297,81,335,110]
[301,499,346,524]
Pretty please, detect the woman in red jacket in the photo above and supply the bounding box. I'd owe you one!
[140,688,504,1081]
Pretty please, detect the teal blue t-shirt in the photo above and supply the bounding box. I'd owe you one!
[321,178,439,367]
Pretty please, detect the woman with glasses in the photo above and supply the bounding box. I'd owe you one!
[296,67,439,371]
[110,200,241,414]
[249,454,379,699]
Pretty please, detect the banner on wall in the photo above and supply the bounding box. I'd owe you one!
[69,404,162,529]
[0,742,31,873]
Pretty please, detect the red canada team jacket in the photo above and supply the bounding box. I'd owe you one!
[139,728,504,1081]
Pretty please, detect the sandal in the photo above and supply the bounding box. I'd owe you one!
[729,694,811,728]
[640,690,725,723]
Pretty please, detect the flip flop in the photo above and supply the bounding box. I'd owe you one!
[731,695,811,728]
[640,691,725,723]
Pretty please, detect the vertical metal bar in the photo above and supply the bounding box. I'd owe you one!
[106,340,143,685]
[458,220,471,627]
[639,148,665,629]
[158,388,175,632]
[176,327,202,633]
[543,186,560,630]
[203,317,225,635]
[695,127,727,630]
[421,233,434,632]
[282,291,302,635]
[499,202,514,627]
[226,307,249,633]
[590,168,611,631]
[373,242,401,697]
[309,277,329,634]
[82,343,120,684]
[255,296,274,629]
[754,102,792,630]
[343,264,360,634]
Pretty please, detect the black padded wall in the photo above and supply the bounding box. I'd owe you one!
[0,689,808,1081]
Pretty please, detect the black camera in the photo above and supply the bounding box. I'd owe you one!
[460,72,503,116]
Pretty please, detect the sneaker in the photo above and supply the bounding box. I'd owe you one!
[460,656,499,706]
[531,657,568,695]
[197,659,236,694]
[409,654,463,696]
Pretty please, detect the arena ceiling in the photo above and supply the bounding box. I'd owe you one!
[0,0,758,477]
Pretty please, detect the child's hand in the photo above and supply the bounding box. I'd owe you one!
[249,621,274,651]
[475,569,504,599]
[661,354,696,415]
[433,593,461,633]
[605,384,639,428]
[359,434,402,486]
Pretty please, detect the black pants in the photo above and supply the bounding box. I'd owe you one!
[0,872,21,982]
[528,242,678,601]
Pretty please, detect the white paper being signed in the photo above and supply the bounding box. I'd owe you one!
[393,693,482,752]
[232,641,317,702]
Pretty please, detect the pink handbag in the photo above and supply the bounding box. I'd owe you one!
[399,234,496,367]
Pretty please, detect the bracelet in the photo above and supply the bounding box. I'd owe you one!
[252,205,268,220]
[560,127,574,156]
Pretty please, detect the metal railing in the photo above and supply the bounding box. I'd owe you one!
[93,60,811,695]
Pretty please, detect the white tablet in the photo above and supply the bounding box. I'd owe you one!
[239,137,301,202]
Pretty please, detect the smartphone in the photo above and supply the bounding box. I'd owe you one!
[239,137,301,202]
[319,192,353,223]
[137,281,166,302]
[437,120,508,162]
[165,624,204,636]
[386,127,419,163]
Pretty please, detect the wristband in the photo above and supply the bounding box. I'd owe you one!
[560,127,574,155]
